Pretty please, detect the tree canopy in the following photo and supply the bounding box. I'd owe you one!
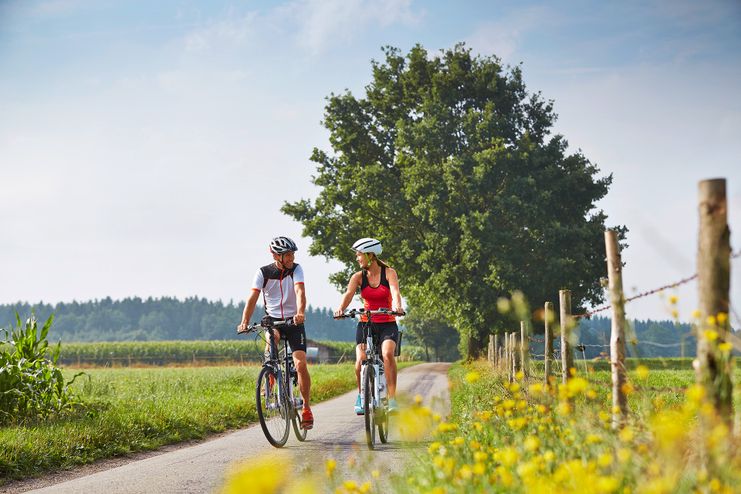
[283,44,626,358]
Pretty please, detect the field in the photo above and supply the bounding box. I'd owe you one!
[0,363,358,482]
[51,340,424,366]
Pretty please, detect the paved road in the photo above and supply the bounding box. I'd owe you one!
[13,363,450,494]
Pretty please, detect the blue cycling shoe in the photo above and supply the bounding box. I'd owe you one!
[388,398,399,413]
[354,394,364,415]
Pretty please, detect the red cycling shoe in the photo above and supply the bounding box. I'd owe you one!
[301,407,314,430]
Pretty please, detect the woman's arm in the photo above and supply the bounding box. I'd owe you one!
[386,268,405,314]
[334,272,362,317]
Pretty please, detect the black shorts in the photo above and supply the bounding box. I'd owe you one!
[264,317,307,353]
[356,321,399,346]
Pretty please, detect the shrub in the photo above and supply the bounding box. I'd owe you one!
[0,313,82,425]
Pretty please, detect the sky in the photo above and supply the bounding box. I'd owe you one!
[1,0,740,325]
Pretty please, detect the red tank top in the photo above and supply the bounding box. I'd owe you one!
[359,266,395,323]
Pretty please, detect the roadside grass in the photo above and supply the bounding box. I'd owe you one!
[0,363,361,482]
[389,362,741,494]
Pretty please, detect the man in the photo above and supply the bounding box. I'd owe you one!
[238,236,313,429]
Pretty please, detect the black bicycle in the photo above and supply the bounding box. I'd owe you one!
[238,317,307,448]
[336,308,403,450]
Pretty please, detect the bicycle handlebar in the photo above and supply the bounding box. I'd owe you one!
[237,317,295,334]
[334,308,405,319]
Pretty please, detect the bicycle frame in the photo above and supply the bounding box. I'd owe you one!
[337,307,401,449]
[264,324,303,411]
[241,318,307,447]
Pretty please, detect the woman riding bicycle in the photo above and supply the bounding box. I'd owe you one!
[334,238,405,414]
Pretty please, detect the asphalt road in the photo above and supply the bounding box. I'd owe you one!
[11,362,450,494]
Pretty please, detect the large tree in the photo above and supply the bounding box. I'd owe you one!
[283,44,626,358]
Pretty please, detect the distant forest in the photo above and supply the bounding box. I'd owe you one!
[0,297,357,342]
[0,298,702,357]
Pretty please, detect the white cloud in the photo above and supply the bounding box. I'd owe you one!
[465,6,552,63]
[278,0,422,55]
[182,12,258,53]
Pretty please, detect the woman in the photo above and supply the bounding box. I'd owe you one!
[334,238,405,414]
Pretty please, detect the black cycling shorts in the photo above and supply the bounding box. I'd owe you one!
[356,321,399,346]
[264,317,307,353]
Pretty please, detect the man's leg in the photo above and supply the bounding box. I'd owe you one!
[292,350,311,408]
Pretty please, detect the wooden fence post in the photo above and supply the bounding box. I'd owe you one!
[493,334,500,367]
[504,333,514,382]
[559,290,574,383]
[696,178,733,422]
[544,301,554,386]
[605,229,628,429]
[488,334,494,363]
[520,321,529,380]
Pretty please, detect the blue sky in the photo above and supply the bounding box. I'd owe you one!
[1,0,739,324]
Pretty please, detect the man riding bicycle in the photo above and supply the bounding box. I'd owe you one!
[334,238,405,414]
[238,236,314,429]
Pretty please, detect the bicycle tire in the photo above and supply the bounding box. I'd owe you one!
[363,364,376,449]
[378,397,389,443]
[290,375,308,441]
[256,366,290,448]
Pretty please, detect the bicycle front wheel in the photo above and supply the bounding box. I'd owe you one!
[256,366,290,448]
[363,365,376,449]
[378,397,389,443]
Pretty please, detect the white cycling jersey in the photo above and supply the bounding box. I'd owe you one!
[251,263,304,319]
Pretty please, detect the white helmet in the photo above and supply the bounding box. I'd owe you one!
[270,236,298,254]
[352,237,382,255]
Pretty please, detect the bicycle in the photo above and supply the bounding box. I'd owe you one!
[238,317,308,448]
[335,308,404,450]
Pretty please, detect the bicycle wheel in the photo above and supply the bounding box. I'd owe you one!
[377,397,389,443]
[256,366,290,448]
[290,375,308,441]
[363,364,376,449]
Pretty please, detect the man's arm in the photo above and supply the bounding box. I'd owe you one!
[294,282,306,324]
[334,272,362,317]
[238,289,261,332]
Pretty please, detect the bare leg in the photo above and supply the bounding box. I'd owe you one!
[381,340,397,399]
[292,350,311,408]
[355,344,366,392]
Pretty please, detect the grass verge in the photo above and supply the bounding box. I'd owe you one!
[394,362,741,494]
[0,363,361,482]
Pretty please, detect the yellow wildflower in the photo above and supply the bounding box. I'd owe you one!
[618,426,634,443]
[325,458,337,478]
[636,365,649,380]
[465,371,480,383]
[524,435,540,452]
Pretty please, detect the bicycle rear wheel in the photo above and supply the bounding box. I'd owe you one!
[256,366,290,448]
[363,365,376,449]
[290,375,308,441]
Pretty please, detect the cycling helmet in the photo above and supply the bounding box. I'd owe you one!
[352,237,382,255]
[270,236,298,254]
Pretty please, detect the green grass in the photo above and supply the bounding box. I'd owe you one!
[396,361,741,493]
[0,364,357,482]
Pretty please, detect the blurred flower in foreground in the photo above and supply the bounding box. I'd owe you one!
[221,455,318,494]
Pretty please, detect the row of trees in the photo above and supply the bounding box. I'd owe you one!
[0,298,357,342]
[1,299,696,360]
[283,43,626,358]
